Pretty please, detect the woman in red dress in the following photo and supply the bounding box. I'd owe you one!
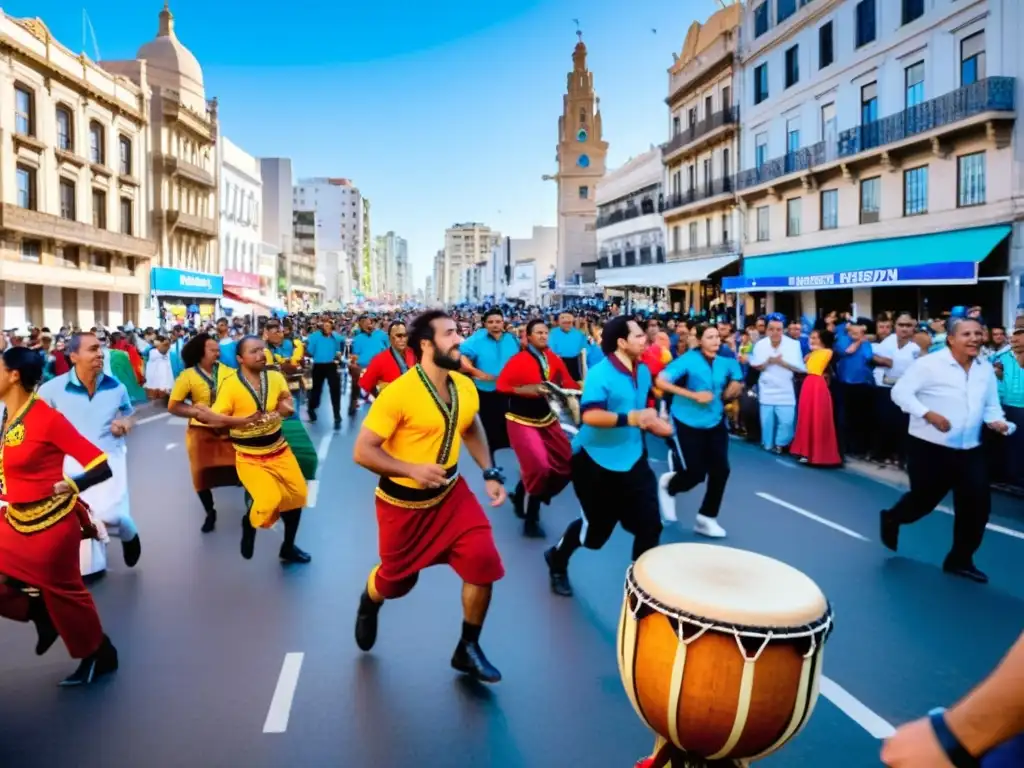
[789,329,842,467]
[0,346,119,686]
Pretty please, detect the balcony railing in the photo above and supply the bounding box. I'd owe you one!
[666,241,739,262]
[662,106,739,158]
[736,77,1015,191]
[596,198,657,228]
[661,177,735,213]
[598,246,666,270]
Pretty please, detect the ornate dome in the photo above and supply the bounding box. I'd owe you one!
[136,2,206,111]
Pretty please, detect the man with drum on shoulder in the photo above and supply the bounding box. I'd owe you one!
[544,316,672,598]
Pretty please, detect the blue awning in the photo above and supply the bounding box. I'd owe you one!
[723,224,1011,292]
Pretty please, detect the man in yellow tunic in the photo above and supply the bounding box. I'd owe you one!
[195,336,310,564]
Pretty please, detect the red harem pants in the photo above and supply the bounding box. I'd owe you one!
[0,509,104,659]
[506,418,573,502]
[369,477,505,600]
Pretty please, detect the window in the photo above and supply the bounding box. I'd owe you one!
[861,82,878,124]
[756,207,770,241]
[723,147,731,177]
[787,198,802,236]
[820,189,838,229]
[92,189,107,228]
[787,118,800,154]
[961,32,986,86]
[777,0,797,24]
[702,158,711,193]
[672,115,681,136]
[754,2,769,38]
[688,222,698,248]
[687,164,695,191]
[722,213,730,242]
[705,95,713,119]
[705,218,712,245]
[119,136,132,176]
[785,45,799,88]
[755,132,768,169]
[120,197,133,235]
[902,0,924,26]
[59,179,76,220]
[958,152,986,207]
[856,0,876,48]
[16,164,35,210]
[905,62,924,108]
[754,63,769,105]
[14,85,33,136]
[860,177,880,223]
[722,86,731,109]
[56,106,72,151]
[89,122,105,164]
[903,166,928,216]
[819,22,834,69]
[578,186,588,199]
[20,240,40,263]
[688,107,697,127]
[672,225,681,252]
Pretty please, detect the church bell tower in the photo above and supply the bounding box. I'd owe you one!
[554,32,608,285]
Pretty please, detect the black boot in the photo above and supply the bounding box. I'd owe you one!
[544,547,573,597]
[451,640,501,684]
[511,482,526,519]
[122,535,141,568]
[28,596,58,656]
[59,635,118,687]
[355,589,382,652]
[879,510,899,552]
[522,496,544,539]
[198,490,216,533]
[240,512,256,560]
[279,509,311,564]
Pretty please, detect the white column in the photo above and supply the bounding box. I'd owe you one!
[42,285,62,330]
[852,288,873,319]
[78,289,96,329]
[108,292,124,327]
[799,290,817,319]
[3,282,26,329]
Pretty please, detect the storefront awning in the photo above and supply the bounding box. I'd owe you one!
[723,224,1011,293]
[223,288,277,314]
[598,253,738,289]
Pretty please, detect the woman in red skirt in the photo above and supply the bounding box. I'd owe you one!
[0,346,119,686]
[790,329,842,467]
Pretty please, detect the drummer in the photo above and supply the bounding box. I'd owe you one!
[495,319,576,538]
[544,316,671,597]
[459,308,520,466]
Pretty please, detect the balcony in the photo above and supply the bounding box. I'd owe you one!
[165,210,217,238]
[661,177,735,217]
[737,77,1015,195]
[596,198,657,228]
[665,241,739,262]
[0,204,156,259]
[663,106,739,164]
[667,33,734,107]
[159,154,216,188]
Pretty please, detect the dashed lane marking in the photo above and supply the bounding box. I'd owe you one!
[263,652,304,734]
[316,433,333,463]
[936,504,1024,542]
[135,412,171,426]
[820,676,896,739]
[756,492,870,542]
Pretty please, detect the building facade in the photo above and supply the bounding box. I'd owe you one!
[290,209,321,311]
[661,3,743,313]
[105,2,222,327]
[259,156,293,305]
[550,34,607,295]
[442,222,499,304]
[293,177,364,303]
[731,0,1019,324]
[218,136,266,311]
[0,12,156,330]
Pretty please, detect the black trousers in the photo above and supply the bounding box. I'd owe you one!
[666,420,730,518]
[888,436,990,565]
[308,363,341,420]
[871,386,909,464]
[835,382,875,456]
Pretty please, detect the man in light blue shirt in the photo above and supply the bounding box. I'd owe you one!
[460,308,520,464]
[305,317,344,427]
[39,332,141,579]
[548,312,586,381]
[215,317,238,369]
[348,314,389,416]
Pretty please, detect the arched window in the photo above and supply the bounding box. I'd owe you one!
[89,120,105,164]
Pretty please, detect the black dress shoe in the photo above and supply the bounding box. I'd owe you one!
[82,570,106,586]
[355,594,381,652]
[942,560,989,584]
[879,510,899,552]
[511,483,525,519]
[307,412,317,423]
[122,535,141,568]
[201,512,216,534]
[523,519,545,539]
[451,640,501,683]
[544,547,573,597]
[28,598,58,656]
[333,417,342,430]
[240,516,256,560]
[279,544,311,564]
[59,635,118,687]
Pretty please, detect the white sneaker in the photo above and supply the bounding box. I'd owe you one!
[694,514,726,538]
[657,472,677,522]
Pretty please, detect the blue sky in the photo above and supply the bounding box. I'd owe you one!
[9,0,720,289]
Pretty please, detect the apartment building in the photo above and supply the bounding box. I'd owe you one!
[442,222,500,303]
[293,177,364,302]
[730,0,1019,323]
[290,209,321,311]
[0,11,156,329]
[219,136,271,310]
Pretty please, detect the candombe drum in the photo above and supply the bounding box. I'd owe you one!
[541,383,582,436]
[618,543,833,767]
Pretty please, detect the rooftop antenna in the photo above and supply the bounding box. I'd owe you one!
[572,18,582,41]
[82,9,101,60]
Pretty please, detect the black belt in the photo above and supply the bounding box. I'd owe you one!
[378,465,458,503]
[231,429,284,448]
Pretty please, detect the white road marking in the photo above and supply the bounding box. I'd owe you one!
[306,480,319,508]
[936,504,1024,541]
[136,412,171,426]
[263,652,304,734]
[820,676,896,739]
[775,458,798,468]
[756,492,870,542]
[165,443,178,451]
[316,433,333,463]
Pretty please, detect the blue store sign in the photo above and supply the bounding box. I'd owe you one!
[150,267,224,297]
[723,261,977,293]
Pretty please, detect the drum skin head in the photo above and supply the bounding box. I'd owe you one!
[632,543,827,629]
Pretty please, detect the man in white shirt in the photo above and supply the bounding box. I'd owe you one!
[749,314,806,453]
[883,317,1011,583]
[871,311,921,464]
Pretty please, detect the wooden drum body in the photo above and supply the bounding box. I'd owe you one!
[617,544,833,763]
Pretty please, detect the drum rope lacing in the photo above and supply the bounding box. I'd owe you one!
[625,565,833,662]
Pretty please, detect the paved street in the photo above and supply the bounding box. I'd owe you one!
[1,396,1022,768]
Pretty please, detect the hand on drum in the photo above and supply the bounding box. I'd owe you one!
[880,717,954,767]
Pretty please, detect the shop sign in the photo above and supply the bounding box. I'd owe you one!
[223,269,260,290]
[723,261,977,293]
[151,267,224,296]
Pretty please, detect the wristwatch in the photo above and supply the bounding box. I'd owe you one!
[482,468,505,484]
[928,708,979,768]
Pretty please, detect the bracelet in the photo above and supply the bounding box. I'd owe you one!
[482,468,505,484]
[928,708,979,768]
[616,413,630,427]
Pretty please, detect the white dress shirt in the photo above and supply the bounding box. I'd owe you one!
[890,347,1005,449]
[750,336,805,406]
[873,334,920,387]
